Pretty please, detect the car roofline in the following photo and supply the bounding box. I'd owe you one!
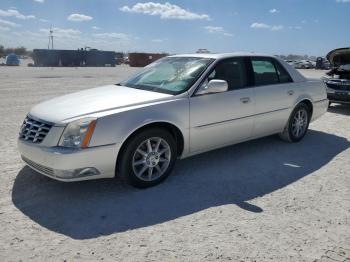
[168,52,276,60]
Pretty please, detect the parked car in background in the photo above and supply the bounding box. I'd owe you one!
[316,57,331,70]
[286,60,297,66]
[293,60,315,69]
[5,53,20,66]
[323,47,350,105]
[18,53,328,188]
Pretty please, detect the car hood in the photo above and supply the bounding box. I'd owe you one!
[30,85,172,124]
[326,47,350,67]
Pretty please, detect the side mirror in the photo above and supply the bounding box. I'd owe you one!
[196,79,228,95]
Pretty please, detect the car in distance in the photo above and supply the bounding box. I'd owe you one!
[323,47,350,105]
[5,53,20,66]
[293,60,315,69]
[18,53,328,188]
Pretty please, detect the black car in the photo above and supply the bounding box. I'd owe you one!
[324,47,350,105]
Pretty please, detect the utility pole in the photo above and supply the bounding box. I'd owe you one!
[48,25,54,49]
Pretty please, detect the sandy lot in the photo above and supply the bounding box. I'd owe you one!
[0,66,349,262]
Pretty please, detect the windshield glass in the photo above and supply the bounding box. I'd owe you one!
[119,57,213,95]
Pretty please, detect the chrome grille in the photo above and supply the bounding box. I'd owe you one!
[326,81,350,91]
[22,156,55,176]
[19,115,53,143]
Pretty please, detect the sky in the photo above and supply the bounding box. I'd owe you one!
[0,0,349,56]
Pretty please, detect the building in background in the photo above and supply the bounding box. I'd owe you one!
[32,49,117,67]
[128,53,167,67]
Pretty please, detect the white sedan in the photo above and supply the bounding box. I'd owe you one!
[18,53,328,187]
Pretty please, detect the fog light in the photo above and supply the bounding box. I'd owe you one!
[55,167,100,179]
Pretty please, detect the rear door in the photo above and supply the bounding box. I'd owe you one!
[250,57,295,137]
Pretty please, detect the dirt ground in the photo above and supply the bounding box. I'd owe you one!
[0,65,349,262]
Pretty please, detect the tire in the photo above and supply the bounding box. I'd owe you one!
[279,103,311,143]
[117,128,177,188]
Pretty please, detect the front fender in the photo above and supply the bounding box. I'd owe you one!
[89,98,190,151]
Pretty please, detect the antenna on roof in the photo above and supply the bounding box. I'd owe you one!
[48,25,54,50]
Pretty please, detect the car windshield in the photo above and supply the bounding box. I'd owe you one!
[119,57,213,95]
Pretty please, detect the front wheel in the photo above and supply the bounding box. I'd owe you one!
[279,103,310,142]
[118,128,177,188]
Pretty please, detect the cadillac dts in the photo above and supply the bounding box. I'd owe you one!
[18,53,328,187]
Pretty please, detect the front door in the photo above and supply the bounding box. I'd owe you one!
[190,57,255,153]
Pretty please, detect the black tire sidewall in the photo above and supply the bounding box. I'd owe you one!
[119,128,177,188]
[287,104,310,142]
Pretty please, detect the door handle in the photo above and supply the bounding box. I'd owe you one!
[287,90,294,96]
[240,97,250,104]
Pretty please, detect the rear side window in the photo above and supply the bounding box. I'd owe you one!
[252,59,279,86]
[275,61,293,83]
[207,57,248,91]
[251,57,293,86]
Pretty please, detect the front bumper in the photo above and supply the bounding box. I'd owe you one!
[18,139,121,182]
[327,90,350,104]
[326,80,350,104]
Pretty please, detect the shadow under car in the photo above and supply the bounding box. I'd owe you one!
[12,130,349,239]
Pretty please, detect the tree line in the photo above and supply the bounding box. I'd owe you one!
[0,45,32,57]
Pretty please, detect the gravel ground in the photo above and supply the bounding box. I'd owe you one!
[0,66,349,262]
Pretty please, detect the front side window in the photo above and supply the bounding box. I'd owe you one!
[120,57,213,95]
[202,58,248,91]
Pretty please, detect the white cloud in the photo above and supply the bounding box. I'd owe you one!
[120,2,210,20]
[336,0,350,2]
[269,8,278,13]
[151,38,165,42]
[251,23,270,29]
[0,9,35,19]
[271,25,283,31]
[223,32,234,37]
[39,27,81,39]
[67,13,93,22]
[0,18,20,27]
[39,18,49,22]
[251,22,283,31]
[204,26,224,33]
[204,25,233,37]
[34,0,45,3]
[92,26,100,30]
[93,32,128,40]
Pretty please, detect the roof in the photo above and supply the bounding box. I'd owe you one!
[169,52,275,59]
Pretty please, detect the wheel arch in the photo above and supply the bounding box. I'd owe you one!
[115,121,185,175]
[295,98,313,119]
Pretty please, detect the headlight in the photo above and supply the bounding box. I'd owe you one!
[58,118,97,148]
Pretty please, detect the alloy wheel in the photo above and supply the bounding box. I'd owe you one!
[132,137,171,181]
[291,108,308,138]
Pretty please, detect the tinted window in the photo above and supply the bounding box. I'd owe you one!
[252,58,279,86]
[205,58,248,90]
[275,60,293,83]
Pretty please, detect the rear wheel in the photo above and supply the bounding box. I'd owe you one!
[118,128,177,188]
[279,103,310,142]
